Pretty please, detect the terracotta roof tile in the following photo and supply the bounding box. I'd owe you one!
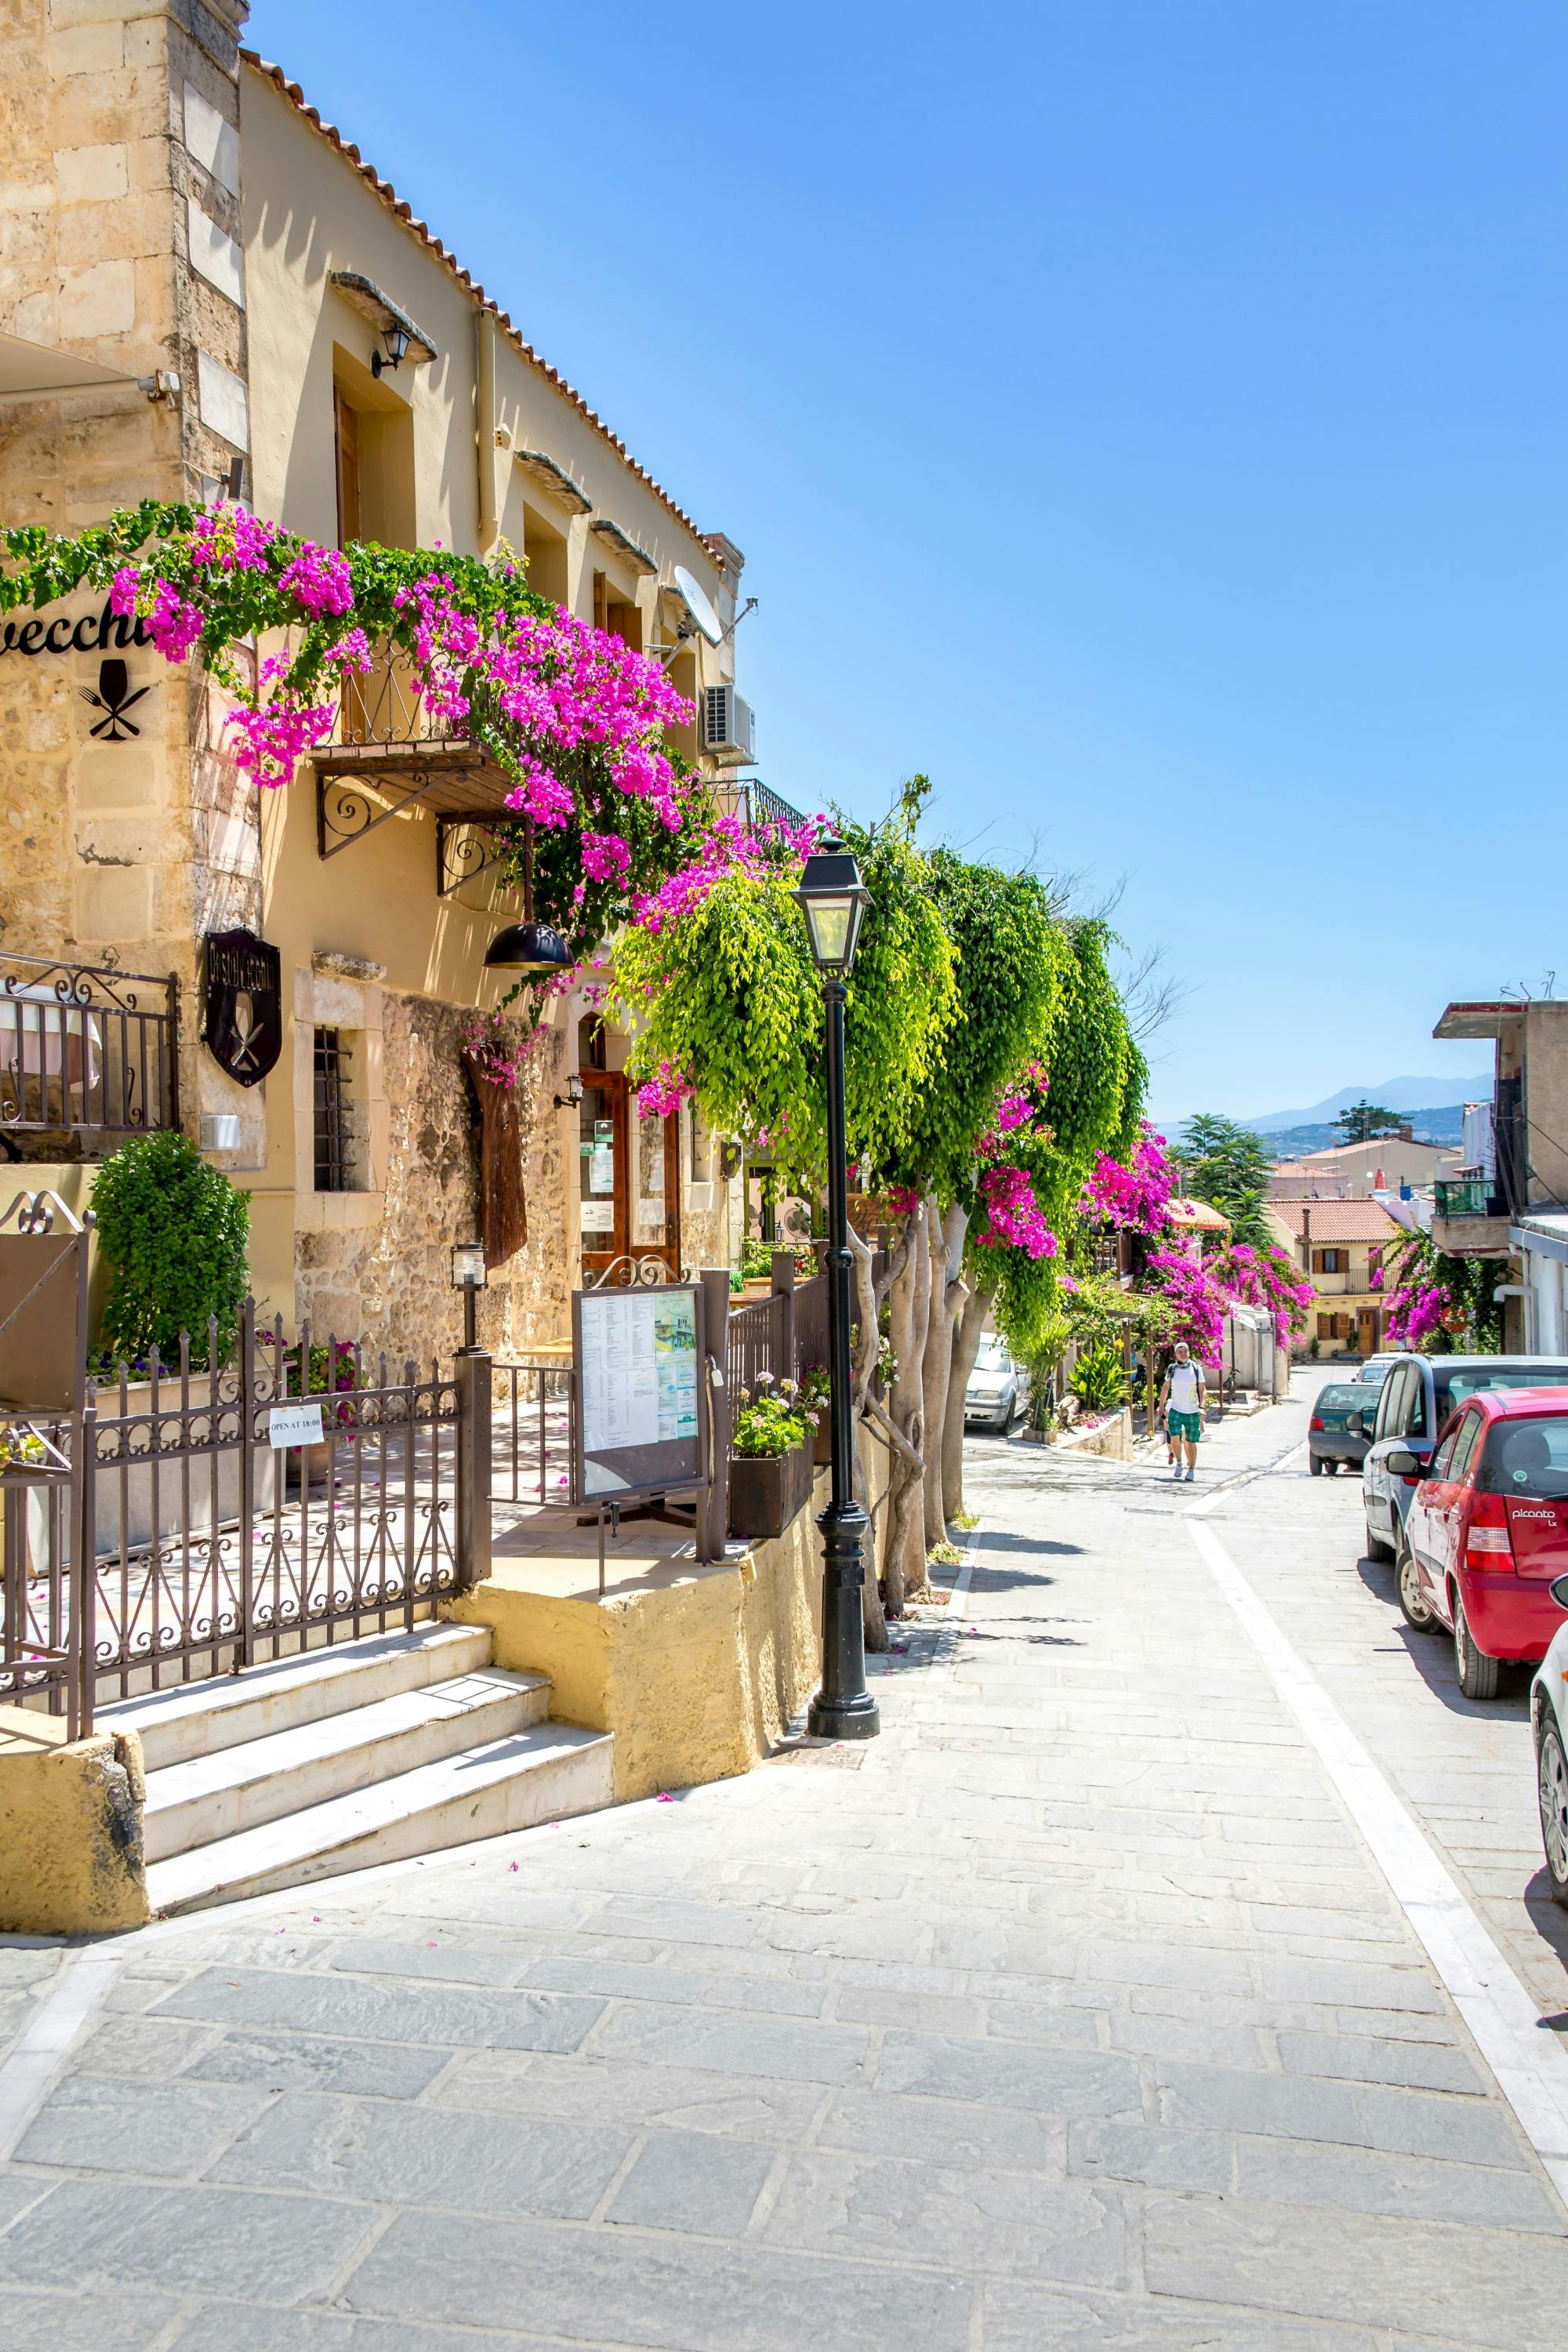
[1268,1201,1403,1243]
[241,53,716,557]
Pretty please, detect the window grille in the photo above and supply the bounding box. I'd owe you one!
[314,1026,353,1192]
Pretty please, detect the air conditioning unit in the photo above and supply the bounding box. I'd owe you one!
[701,684,756,762]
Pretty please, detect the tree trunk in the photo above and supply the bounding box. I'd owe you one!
[923,1200,968,1547]
[846,1221,890,1653]
[884,1203,931,1615]
[944,1274,995,1523]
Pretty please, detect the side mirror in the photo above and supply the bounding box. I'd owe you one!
[1385,1447,1421,1477]
[1348,1413,1364,1437]
[1551,1574,1568,1610]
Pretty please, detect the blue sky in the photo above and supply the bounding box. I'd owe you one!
[249,2,1568,1124]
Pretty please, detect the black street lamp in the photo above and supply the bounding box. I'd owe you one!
[793,838,879,1742]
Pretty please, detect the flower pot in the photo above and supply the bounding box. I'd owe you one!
[728,1441,814,1541]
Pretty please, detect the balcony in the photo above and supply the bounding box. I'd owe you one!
[1434,1177,1492,1219]
[1,952,179,1160]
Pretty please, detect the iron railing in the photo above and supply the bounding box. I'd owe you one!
[0,952,178,1154]
[338,642,454,747]
[1,1301,489,1733]
[492,1359,577,1507]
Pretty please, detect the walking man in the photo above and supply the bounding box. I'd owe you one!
[1159,1340,1207,1482]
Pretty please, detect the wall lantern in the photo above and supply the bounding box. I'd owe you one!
[372,323,411,379]
[792,838,870,975]
[554,1073,585,1110]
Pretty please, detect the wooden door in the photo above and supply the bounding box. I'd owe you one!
[577,1071,681,1282]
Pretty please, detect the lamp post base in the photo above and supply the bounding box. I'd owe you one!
[806,1686,880,1740]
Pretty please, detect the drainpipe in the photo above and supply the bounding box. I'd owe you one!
[476,309,498,552]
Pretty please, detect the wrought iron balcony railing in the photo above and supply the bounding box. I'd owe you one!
[0,953,178,1157]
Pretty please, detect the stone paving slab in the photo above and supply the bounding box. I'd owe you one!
[1,1381,1564,2346]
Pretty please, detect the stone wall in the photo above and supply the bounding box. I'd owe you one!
[293,990,573,1363]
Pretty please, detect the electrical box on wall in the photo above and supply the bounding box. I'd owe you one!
[701,684,756,762]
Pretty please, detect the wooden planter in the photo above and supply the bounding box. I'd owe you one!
[728,1442,814,1541]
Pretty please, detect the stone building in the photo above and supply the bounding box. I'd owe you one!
[0,0,758,1361]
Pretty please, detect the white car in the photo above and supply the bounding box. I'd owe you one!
[965,1335,1030,1434]
[1531,1574,1568,1908]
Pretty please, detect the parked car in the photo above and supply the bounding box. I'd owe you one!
[1386,1390,1568,1697]
[1356,1354,1401,1392]
[965,1335,1029,1433]
[1530,1587,1568,1905]
[1362,1354,1568,1563]
[1308,1381,1381,1475]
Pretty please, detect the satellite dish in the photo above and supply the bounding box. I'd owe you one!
[671,564,724,646]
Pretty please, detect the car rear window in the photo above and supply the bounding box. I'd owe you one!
[1476,1415,1568,1499]
[1436,1365,1568,1412]
[975,1340,1011,1371]
[1317,1386,1367,1410]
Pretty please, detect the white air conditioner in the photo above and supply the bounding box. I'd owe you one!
[701,684,756,761]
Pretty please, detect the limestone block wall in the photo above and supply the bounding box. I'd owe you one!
[292,988,573,1363]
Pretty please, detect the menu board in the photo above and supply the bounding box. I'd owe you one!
[573,1282,706,1501]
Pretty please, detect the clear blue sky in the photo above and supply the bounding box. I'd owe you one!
[249,2,1568,1125]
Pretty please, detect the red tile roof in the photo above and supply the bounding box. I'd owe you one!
[1268,1201,1403,1243]
[241,54,716,557]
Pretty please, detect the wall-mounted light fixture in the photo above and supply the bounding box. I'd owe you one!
[371,323,411,379]
[554,1074,585,1111]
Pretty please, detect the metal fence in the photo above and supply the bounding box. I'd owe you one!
[492,1359,577,1506]
[1,1301,490,1734]
[1,952,179,1154]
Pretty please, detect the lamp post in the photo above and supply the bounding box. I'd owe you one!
[793,838,879,1741]
[451,1240,488,1355]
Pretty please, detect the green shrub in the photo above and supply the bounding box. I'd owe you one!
[92,1131,249,1369]
[1069,1340,1129,1413]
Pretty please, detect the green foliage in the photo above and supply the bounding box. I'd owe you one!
[1177,1112,1274,1248]
[898,841,1069,1198]
[609,787,958,1191]
[1332,1098,1402,1144]
[1069,1341,1130,1412]
[730,1377,814,1457]
[92,1132,249,1369]
[0,1427,49,1472]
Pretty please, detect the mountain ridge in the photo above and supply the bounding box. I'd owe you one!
[1243,1073,1493,1134]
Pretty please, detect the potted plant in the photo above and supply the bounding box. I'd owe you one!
[728,1373,816,1539]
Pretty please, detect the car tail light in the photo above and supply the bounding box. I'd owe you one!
[1465,1490,1514,1570]
[1309,1416,1323,1432]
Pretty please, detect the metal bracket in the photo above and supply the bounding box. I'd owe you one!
[436,817,510,898]
[315,768,463,860]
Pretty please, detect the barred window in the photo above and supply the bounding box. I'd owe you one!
[313,1026,353,1192]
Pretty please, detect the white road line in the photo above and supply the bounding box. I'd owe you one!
[1189,1516,1568,2216]
[0,1946,123,2161]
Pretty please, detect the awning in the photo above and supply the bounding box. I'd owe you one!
[0,327,155,406]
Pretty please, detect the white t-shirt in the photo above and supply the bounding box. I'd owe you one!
[1168,1361,1203,1414]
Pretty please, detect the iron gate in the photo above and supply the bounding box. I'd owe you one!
[2,1298,492,1734]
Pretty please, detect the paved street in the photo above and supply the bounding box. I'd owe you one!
[3,1375,1568,2348]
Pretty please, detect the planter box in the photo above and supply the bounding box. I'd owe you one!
[812,1419,832,1467]
[728,1442,814,1541]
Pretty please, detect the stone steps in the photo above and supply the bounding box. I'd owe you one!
[102,1621,612,1916]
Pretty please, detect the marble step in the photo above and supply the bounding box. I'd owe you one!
[145,1721,615,1915]
[103,1623,494,1772]
[142,1667,552,1863]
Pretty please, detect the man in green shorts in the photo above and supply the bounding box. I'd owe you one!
[1159,1341,1207,1483]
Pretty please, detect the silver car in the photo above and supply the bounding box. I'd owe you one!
[965,1335,1029,1434]
[1530,1581,1568,1907]
[1361,1353,1568,1563]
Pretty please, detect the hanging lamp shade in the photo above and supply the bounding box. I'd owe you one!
[482,920,572,972]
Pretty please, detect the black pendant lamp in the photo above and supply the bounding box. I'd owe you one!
[482,819,574,974]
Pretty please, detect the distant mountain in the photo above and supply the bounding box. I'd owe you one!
[1245,1074,1493,1136]
[1262,1104,1470,1160]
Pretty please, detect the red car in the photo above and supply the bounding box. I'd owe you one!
[1391,1388,1568,1699]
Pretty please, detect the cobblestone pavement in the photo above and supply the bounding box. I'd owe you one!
[2,1376,1566,2349]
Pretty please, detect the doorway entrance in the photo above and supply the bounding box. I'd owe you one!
[577,1023,681,1283]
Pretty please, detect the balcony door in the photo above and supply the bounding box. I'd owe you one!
[578,1070,681,1283]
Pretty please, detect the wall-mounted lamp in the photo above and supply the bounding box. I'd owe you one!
[554,1074,585,1111]
[372,323,411,379]
[451,1239,487,1355]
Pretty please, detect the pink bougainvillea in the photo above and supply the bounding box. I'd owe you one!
[1144,1250,1228,1360]
[975,1165,1058,1260]
[636,1058,694,1119]
[1080,1124,1174,1238]
[1384,1278,1452,1349]
[630,809,822,936]
[1212,1240,1314,1349]
[580,830,633,883]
